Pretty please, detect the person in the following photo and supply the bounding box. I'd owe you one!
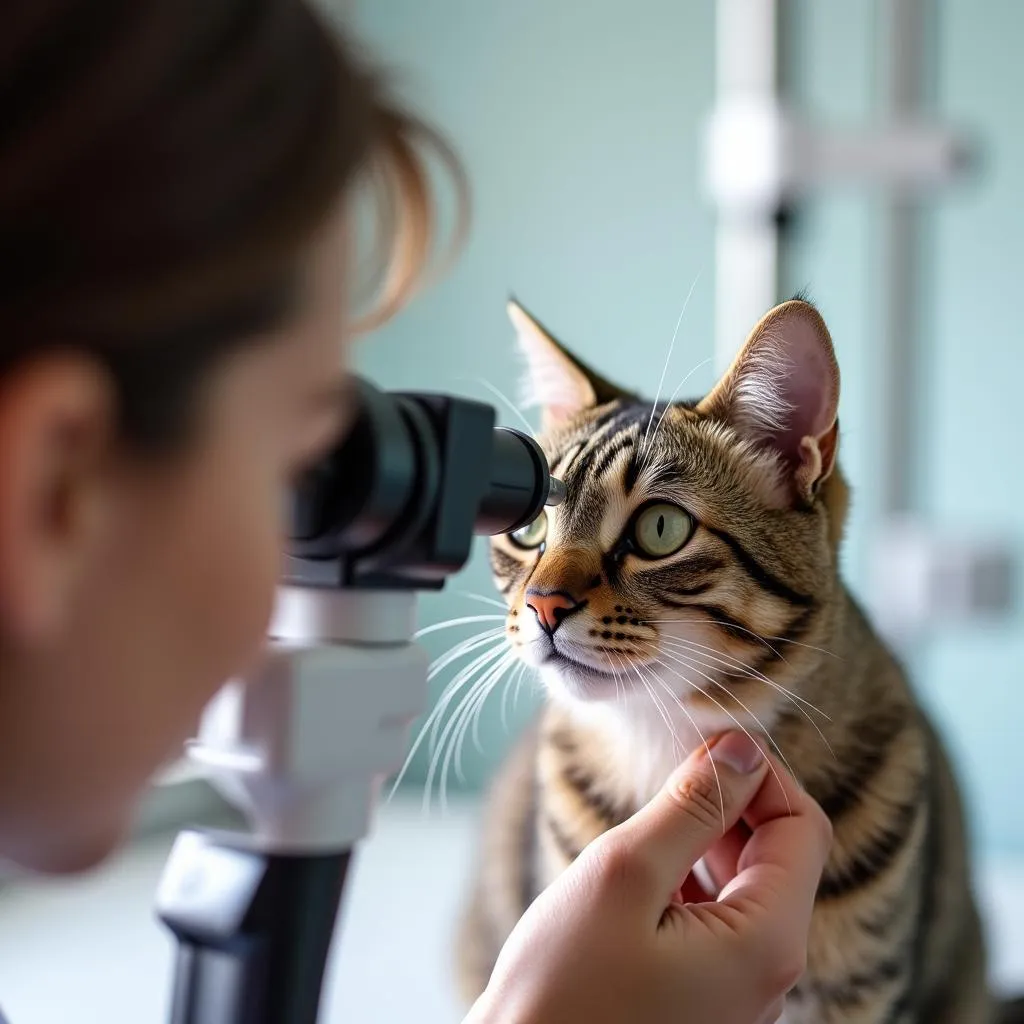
[0,1,831,1021]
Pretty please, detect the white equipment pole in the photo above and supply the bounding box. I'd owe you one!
[708,0,784,375]
[704,0,1013,642]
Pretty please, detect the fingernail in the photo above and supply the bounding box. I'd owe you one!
[708,732,764,774]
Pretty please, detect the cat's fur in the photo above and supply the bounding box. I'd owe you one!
[454,298,1014,1022]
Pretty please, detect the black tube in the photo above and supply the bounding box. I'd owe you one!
[159,832,351,1024]
[475,427,551,535]
[287,377,561,563]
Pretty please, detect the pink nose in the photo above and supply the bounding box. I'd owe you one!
[525,591,581,635]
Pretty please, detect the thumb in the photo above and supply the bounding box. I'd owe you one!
[603,732,770,912]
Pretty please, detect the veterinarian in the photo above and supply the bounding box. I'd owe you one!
[0,2,832,1021]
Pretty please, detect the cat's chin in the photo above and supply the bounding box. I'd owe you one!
[538,654,624,703]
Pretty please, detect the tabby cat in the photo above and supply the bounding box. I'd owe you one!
[454,297,1017,1023]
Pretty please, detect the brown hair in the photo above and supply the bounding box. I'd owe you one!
[0,0,465,447]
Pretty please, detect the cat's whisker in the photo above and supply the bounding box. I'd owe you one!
[601,650,626,706]
[655,633,807,709]
[388,639,507,801]
[762,635,843,660]
[426,633,507,752]
[428,650,512,814]
[750,677,833,731]
[427,672,491,814]
[471,651,517,756]
[511,662,532,715]
[642,618,784,660]
[454,652,518,796]
[426,628,505,685]
[639,670,681,762]
[466,658,517,768]
[426,628,504,688]
[641,668,683,762]
[501,660,525,731]
[610,651,637,708]
[657,635,834,732]
[642,641,777,749]
[452,590,509,611]
[403,634,503,770]
[657,663,793,818]
[648,356,713,451]
[640,647,793,816]
[649,673,726,833]
[656,635,832,722]
[644,618,842,662]
[641,270,701,457]
[606,651,625,705]
[621,654,683,764]
[646,642,802,787]
[653,638,834,759]
[657,634,783,688]
[416,615,506,641]
[429,641,508,750]
[467,376,538,439]
[441,677,490,800]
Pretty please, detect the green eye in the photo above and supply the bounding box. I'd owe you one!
[632,503,693,558]
[509,510,548,549]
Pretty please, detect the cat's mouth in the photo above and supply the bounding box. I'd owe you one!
[537,646,649,702]
[546,650,623,680]
[525,635,652,697]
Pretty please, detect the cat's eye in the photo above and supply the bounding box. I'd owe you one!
[509,510,548,550]
[631,503,693,559]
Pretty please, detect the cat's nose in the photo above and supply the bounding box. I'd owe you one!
[525,590,583,636]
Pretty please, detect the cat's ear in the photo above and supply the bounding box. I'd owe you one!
[697,299,840,503]
[508,298,632,432]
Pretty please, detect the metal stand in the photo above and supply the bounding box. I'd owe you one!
[160,839,351,1024]
[155,377,565,1024]
[156,588,429,1024]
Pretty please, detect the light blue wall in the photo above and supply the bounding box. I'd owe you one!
[348,0,718,790]
[920,0,1024,858]
[349,2,1024,857]
[782,1,1024,859]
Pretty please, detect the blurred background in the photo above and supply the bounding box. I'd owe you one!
[2,1,1023,1022]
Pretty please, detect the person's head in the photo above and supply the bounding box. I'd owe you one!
[0,0,462,873]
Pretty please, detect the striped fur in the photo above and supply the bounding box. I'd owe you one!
[454,299,1006,1022]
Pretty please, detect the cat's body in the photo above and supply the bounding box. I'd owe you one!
[454,298,1010,1022]
[458,594,988,1022]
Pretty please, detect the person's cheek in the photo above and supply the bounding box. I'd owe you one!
[169,463,278,730]
[219,460,285,676]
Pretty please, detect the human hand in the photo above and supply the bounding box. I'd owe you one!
[464,731,832,1024]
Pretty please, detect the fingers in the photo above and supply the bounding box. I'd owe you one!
[757,998,787,1024]
[701,820,751,893]
[716,753,832,972]
[593,732,769,914]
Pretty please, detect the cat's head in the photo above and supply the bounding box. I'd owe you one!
[491,297,847,720]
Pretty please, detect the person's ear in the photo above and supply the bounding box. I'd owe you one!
[0,354,117,644]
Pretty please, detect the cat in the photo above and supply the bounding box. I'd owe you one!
[452,296,1017,1023]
